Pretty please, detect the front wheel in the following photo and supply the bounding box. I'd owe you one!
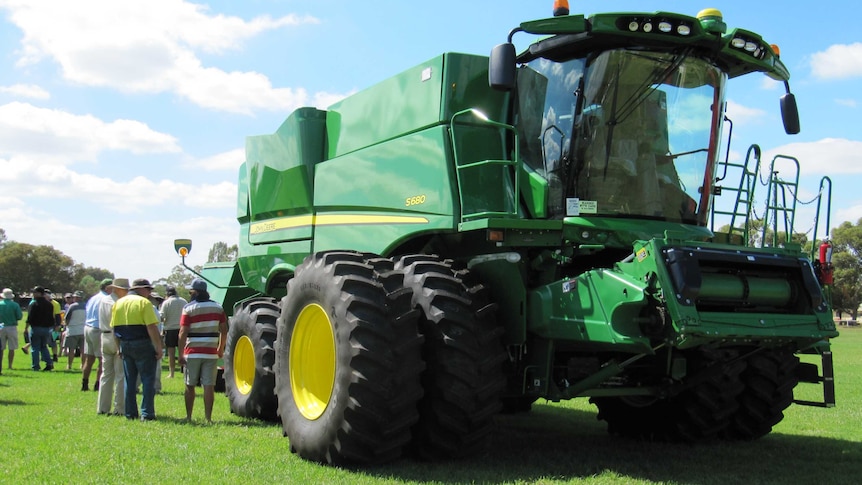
[223,298,279,421]
[722,349,799,440]
[274,251,423,465]
[592,349,745,441]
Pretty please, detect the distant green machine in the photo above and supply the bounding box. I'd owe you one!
[178,3,838,466]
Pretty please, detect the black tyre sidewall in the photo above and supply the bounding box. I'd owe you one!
[223,299,279,420]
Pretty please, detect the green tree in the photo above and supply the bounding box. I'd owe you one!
[830,219,862,318]
[164,264,200,301]
[0,227,7,249]
[207,241,238,263]
[0,241,77,295]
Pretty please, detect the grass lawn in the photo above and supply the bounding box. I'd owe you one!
[1,327,859,484]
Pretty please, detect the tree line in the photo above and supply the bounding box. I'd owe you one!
[0,227,237,302]
[4,220,861,318]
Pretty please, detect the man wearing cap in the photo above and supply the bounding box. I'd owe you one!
[111,278,162,421]
[24,286,57,371]
[159,286,187,378]
[98,278,127,415]
[63,291,87,371]
[0,288,23,373]
[82,278,113,391]
[179,278,227,423]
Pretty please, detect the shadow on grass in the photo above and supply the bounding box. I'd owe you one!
[368,403,861,485]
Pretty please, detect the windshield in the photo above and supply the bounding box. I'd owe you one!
[516,49,725,224]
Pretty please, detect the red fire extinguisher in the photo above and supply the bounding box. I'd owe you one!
[819,240,834,285]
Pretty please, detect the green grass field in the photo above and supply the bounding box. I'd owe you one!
[1,327,859,484]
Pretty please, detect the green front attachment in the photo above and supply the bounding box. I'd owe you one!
[197,262,259,317]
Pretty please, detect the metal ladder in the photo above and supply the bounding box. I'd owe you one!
[712,144,761,245]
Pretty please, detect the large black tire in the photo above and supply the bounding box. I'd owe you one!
[395,254,507,459]
[722,349,799,440]
[274,251,424,465]
[592,350,745,441]
[223,298,280,421]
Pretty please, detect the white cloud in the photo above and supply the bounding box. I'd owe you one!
[190,148,245,172]
[313,90,354,110]
[810,43,862,80]
[760,77,781,91]
[836,205,862,227]
[764,138,862,175]
[0,207,238,281]
[725,100,766,125]
[0,102,180,164]
[835,98,857,108]
[0,156,234,210]
[0,83,49,99]
[1,0,327,114]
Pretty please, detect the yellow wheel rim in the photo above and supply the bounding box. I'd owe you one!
[233,335,255,395]
[290,303,336,420]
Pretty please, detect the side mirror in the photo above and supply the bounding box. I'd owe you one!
[780,93,800,135]
[489,43,516,91]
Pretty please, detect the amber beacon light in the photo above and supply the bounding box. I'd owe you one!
[553,0,569,16]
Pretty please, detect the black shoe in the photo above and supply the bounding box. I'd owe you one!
[82,379,89,391]
[42,366,53,372]
[94,381,100,391]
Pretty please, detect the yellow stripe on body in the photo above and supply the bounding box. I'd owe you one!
[250,214,429,235]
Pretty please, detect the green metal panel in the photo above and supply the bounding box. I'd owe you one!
[245,107,325,242]
[528,269,651,353]
[440,53,509,125]
[311,214,455,258]
[236,162,249,223]
[327,56,445,158]
[313,126,455,234]
[198,262,258,317]
[236,223,312,295]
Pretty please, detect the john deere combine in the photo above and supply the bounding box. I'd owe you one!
[179,3,838,465]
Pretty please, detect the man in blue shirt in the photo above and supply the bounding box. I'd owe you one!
[82,278,112,391]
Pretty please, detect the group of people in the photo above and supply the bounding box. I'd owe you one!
[0,287,89,374]
[0,277,228,423]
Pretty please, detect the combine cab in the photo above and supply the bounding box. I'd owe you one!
[180,3,837,465]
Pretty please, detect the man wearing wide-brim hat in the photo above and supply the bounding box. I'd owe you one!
[0,288,24,373]
[110,278,162,421]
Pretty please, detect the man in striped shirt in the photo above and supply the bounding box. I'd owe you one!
[178,278,227,423]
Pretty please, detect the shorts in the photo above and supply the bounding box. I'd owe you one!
[0,326,19,350]
[64,334,84,351]
[164,329,179,348]
[184,358,218,387]
[83,326,103,358]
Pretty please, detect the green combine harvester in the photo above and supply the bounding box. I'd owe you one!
[177,3,838,465]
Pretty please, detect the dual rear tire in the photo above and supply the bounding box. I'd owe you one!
[274,252,506,464]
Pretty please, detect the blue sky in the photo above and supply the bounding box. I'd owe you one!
[0,0,860,281]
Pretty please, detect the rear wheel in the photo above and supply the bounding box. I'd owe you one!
[223,298,279,421]
[722,349,799,440]
[275,251,423,465]
[395,254,507,459]
[592,350,745,441]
